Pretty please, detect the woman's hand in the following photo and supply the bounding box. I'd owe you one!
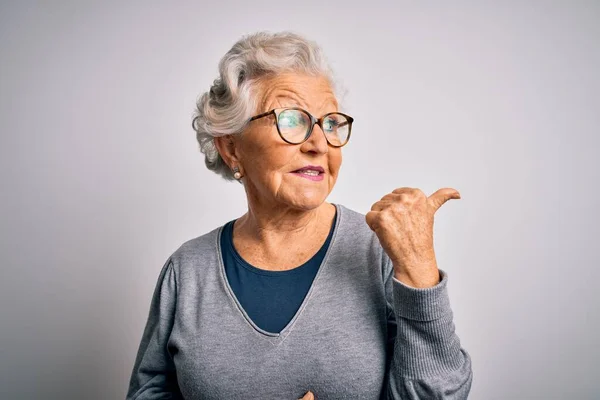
[298,390,315,400]
[366,187,461,288]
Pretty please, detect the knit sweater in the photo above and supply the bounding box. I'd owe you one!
[126,203,473,399]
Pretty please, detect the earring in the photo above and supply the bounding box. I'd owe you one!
[233,166,242,180]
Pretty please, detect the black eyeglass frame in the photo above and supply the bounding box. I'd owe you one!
[248,107,354,147]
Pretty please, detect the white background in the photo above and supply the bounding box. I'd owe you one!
[1,1,599,399]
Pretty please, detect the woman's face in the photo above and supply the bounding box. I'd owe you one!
[235,73,343,211]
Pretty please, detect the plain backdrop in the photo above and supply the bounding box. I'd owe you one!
[1,1,599,399]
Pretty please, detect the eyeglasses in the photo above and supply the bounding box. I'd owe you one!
[248,107,353,147]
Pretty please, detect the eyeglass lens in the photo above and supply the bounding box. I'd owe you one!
[277,109,350,146]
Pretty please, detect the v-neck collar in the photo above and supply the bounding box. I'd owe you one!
[215,203,343,344]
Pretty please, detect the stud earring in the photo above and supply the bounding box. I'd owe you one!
[233,166,242,180]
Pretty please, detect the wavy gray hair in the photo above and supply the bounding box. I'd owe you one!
[191,31,342,181]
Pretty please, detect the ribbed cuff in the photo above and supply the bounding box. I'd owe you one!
[392,269,452,321]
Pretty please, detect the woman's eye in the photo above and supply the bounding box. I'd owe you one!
[279,112,306,128]
[323,119,339,132]
[280,117,296,127]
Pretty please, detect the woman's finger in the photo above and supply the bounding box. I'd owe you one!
[298,390,315,400]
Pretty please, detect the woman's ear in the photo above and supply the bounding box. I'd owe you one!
[214,135,238,168]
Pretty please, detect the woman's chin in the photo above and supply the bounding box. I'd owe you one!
[282,192,328,210]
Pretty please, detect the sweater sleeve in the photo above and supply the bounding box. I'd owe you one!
[126,258,184,400]
[382,256,473,399]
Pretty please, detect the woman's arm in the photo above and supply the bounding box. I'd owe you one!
[382,256,473,399]
[126,258,184,400]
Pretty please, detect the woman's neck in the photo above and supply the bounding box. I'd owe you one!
[232,201,336,270]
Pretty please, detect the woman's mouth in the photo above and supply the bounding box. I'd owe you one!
[292,167,325,181]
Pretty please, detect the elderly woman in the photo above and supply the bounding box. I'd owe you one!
[127,31,473,400]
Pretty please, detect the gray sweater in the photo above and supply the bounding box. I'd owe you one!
[126,204,473,399]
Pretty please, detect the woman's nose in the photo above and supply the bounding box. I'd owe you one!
[301,123,329,154]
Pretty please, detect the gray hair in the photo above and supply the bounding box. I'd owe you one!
[191,31,341,181]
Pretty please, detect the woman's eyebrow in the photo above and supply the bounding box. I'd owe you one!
[274,93,306,107]
[270,96,339,114]
[277,95,302,105]
[320,98,339,112]
[261,95,303,112]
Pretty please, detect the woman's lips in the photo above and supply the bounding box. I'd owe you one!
[290,170,325,181]
[293,165,324,173]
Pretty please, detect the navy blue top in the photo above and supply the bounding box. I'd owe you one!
[221,209,337,334]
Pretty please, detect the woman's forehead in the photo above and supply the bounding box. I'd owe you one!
[258,74,338,111]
